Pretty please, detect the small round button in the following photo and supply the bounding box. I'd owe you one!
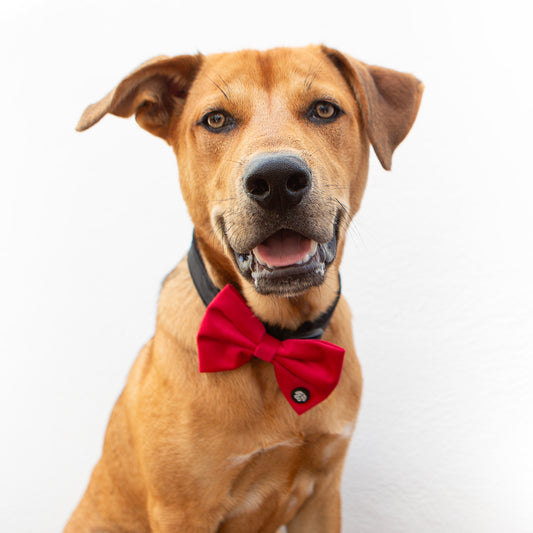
[291,387,310,404]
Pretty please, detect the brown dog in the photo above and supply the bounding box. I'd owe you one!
[66,45,422,532]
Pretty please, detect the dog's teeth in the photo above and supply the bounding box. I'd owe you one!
[295,241,317,265]
[253,249,267,266]
[237,253,252,271]
[294,241,317,265]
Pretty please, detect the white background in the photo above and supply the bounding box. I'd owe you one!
[1,1,532,532]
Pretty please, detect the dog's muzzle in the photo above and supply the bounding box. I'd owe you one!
[229,153,338,296]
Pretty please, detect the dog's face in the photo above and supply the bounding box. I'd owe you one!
[176,47,368,296]
[77,45,422,297]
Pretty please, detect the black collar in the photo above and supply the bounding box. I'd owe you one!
[187,235,341,341]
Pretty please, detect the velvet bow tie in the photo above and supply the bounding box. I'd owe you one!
[197,284,345,415]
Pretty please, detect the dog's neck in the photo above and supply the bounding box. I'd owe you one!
[188,235,341,340]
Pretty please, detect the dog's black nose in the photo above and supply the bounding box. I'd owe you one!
[243,153,311,212]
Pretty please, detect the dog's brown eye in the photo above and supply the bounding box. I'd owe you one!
[315,102,335,119]
[206,112,226,129]
[201,110,235,132]
[308,100,342,123]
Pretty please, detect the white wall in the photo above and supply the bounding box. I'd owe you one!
[1,1,532,532]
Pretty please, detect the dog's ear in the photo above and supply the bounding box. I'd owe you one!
[76,54,203,141]
[322,46,423,170]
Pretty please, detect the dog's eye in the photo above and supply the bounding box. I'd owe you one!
[200,110,235,132]
[206,112,226,129]
[308,100,342,123]
[315,102,335,119]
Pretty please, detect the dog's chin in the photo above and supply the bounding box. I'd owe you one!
[232,228,338,296]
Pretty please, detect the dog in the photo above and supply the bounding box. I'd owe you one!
[65,45,422,532]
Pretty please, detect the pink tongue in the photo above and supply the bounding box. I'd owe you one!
[255,230,311,267]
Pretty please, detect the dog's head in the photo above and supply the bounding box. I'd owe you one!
[78,46,422,300]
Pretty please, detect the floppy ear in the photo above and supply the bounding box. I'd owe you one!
[322,46,423,170]
[76,54,203,141]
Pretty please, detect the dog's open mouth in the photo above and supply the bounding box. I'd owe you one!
[234,228,337,295]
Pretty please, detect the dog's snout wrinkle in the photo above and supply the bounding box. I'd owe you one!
[243,153,311,213]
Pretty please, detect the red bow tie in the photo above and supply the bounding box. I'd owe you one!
[197,285,345,415]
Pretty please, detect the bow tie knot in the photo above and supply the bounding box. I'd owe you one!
[254,333,280,363]
[197,285,345,415]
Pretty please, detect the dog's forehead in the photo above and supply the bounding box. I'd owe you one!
[195,46,346,95]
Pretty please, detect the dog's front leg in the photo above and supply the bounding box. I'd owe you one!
[285,471,343,533]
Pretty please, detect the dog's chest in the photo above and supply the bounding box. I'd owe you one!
[216,423,353,528]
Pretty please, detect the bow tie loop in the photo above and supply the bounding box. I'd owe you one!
[254,333,280,363]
